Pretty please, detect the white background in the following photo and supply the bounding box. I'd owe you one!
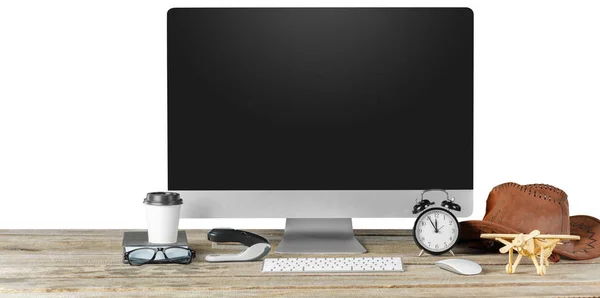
[1,0,599,230]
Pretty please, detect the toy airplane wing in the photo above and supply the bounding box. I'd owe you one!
[481,233,580,240]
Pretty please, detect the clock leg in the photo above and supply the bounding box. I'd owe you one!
[417,250,455,257]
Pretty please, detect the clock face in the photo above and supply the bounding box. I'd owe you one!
[413,208,460,254]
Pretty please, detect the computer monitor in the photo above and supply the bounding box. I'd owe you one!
[168,8,473,253]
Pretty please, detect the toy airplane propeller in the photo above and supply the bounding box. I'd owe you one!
[481,230,580,275]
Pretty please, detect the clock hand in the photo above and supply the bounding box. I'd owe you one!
[435,218,438,230]
[427,216,436,231]
[438,225,445,230]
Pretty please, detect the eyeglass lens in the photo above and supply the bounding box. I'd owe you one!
[164,247,193,263]
[128,248,156,265]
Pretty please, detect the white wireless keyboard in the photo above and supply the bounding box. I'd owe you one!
[262,257,403,273]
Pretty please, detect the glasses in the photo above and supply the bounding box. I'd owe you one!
[124,246,196,266]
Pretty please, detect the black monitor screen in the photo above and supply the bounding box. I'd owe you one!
[168,8,473,190]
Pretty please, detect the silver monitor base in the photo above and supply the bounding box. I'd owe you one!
[275,218,367,254]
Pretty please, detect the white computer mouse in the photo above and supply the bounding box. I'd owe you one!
[435,259,482,275]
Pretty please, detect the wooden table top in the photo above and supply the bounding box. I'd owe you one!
[1,229,599,297]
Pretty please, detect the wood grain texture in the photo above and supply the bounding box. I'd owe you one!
[1,230,599,297]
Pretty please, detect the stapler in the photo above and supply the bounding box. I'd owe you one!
[205,228,271,262]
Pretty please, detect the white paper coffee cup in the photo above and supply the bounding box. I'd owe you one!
[144,192,183,244]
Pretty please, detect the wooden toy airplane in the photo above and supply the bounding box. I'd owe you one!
[480,230,580,275]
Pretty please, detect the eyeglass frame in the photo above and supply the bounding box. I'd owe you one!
[124,246,196,266]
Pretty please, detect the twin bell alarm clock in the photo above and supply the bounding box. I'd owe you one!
[412,189,462,256]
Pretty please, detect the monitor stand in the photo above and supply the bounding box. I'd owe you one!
[275,218,367,254]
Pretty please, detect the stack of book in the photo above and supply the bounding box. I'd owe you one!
[122,231,189,264]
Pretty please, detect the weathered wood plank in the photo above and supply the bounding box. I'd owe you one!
[1,272,600,295]
[1,252,594,270]
[1,286,600,298]
[0,261,599,279]
[1,267,599,288]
